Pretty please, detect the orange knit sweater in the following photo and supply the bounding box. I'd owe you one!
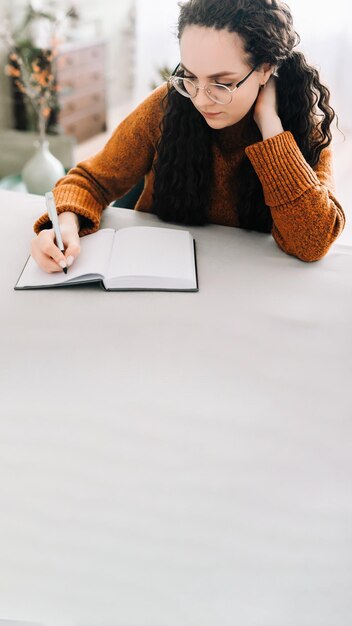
[34,84,345,262]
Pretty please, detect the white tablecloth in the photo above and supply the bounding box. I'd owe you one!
[0,189,351,626]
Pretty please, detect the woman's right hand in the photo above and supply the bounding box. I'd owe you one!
[31,211,81,273]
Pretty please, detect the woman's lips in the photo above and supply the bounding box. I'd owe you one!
[201,110,222,118]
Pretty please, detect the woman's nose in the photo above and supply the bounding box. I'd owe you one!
[193,85,213,107]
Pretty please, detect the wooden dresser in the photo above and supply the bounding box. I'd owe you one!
[55,39,107,143]
[10,39,108,143]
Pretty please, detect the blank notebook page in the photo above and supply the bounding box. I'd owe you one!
[107,226,195,281]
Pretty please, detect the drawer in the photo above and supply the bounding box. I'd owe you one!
[78,45,105,67]
[56,45,105,78]
[56,50,81,74]
[59,91,105,120]
[61,110,107,143]
[58,71,105,96]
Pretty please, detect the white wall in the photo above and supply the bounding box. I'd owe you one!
[134,0,180,105]
[289,0,351,131]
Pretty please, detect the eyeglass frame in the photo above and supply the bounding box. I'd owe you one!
[168,63,258,105]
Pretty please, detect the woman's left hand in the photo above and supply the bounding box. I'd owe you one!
[253,75,284,140]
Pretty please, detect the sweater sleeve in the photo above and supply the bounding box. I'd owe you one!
[33,84,167,236]
[245,131,345,262]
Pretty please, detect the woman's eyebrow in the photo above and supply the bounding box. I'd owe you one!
[180,63,239,77]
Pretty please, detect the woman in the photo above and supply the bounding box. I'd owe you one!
[31,0,345,271]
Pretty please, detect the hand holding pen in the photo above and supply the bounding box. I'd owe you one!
[30,192,81,274]
[45,191,68,273]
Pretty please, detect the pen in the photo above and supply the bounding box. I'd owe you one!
[45,191,67,274]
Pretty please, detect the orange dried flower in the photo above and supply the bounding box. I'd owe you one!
[15,80,26,93]
[37,72,49,87]
[2,35,59,137]
[5,65,21,77]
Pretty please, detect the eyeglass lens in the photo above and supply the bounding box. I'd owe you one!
[172,77,232,104]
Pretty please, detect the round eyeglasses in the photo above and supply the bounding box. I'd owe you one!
[168,66,257,105]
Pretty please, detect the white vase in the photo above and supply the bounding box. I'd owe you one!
[22,140,66,195]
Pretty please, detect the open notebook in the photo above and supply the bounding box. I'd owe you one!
[15,226,198,291]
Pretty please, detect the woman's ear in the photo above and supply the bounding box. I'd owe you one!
[260,63,275,85]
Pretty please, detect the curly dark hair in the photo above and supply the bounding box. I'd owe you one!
[151,0,336,232]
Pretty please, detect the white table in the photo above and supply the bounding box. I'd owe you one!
[1,189,352,626]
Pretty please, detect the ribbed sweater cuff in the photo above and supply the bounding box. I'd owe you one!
[33,185,102,235]
[245,131,320,207]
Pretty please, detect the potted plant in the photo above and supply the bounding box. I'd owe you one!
[0,4,79,193]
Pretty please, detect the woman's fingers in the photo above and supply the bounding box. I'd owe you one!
[63,232,81,267]
[31,229,67,272]
[31,217,82,273]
